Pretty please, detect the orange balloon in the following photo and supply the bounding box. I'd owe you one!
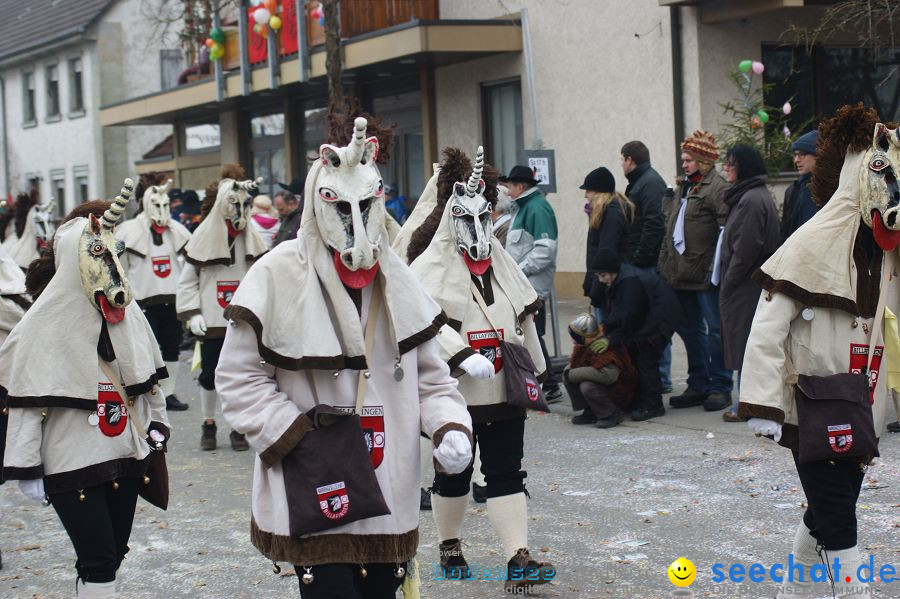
[205,38,215,48]
[258,24,269,38]
[264,0,277,13]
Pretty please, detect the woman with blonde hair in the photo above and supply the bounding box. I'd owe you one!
[249,194,279,249]
[580,167,635,321]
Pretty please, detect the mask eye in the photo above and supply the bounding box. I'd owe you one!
[869,157,889,172]
[376,181,384,196]
[319,187,339,202]
[90,241,106,256]
[451,205,465,217]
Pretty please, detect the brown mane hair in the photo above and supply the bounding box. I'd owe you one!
[810,103,899,207]
[13,190,37,238]
[25,200,112,300]
[200,163,245,222]
[326,100,395,165]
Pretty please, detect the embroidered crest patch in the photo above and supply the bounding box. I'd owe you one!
[317,481,350,520]
[216,280,240,308]
[468,328,505,373]
[151,255,172,278]
[848,343,883,403]
[828,424,853,453]
[360,406,385,469]
[97,382,127,437]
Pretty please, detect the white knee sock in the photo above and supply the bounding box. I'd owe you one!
[78,580,117,599]
[161,361,179,397]
[823,546,870,598]
[776,520,819,598]
[486,492,528,559]
[431,494,468,542]
[471,445,486,487]
[200,387,218,421]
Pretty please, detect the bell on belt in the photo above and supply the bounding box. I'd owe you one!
[78,490,86,502]
[394,564,406,578]
[271,562,281,574]
[359,565,368,578]
[143,475,150,485]
[301,567,314,584]
[112,481,120,490]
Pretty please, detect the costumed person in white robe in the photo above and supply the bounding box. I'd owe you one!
[739,105,900,599]
[1,186,171,599]
[116,175,192,412]
[215,116,472,599]
[407,146,555,593]
[1,191,55,270]
[176,164,267,451]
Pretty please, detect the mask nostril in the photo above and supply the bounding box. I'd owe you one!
[114,292,125,305]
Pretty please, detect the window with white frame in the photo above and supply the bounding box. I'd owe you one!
[22,71,36,124]
[50,170,65,216]
[74,165,89,203]
[481,79,524,176]
[46,65,60,119]
[69,58,84,113]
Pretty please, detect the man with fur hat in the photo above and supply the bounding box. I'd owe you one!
[658,130,733,414]
[117,175,192,412]
[214,117,472,598]
[781,130,819,242]
[409,146,555,593]
[176,164,268,451]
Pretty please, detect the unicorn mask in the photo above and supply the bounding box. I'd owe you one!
[144,178,172,229]
[33,199,56,252]
[80,179,133,324]
[861,123,900,250]
[316,117,385,288]
[218,177,262,233]
[449,146,492,275]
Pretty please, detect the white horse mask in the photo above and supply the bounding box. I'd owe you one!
[144,179,172,229]
[449,146,492,275]
[218,177,262,234]
[33,199,56,252]
[861,123,900,250]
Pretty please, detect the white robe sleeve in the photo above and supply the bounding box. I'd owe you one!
[215,320,305,467]
[176,262,201,321]
[3,407,44,479]
[414,337,473,455]
[434,324,476,376]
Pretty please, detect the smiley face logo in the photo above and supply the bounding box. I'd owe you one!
[668,557,696,587]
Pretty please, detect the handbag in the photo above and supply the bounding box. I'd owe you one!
[99,359,169,510]
[281,282,391,537]
[469,281,550,412]
[792,252,892,464]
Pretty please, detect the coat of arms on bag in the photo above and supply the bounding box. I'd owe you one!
[151,255,171,278]
[360,406,385,469]
[525,379,540,403]
[217,280,240,308]
[97,382,128,437]
[849,343,883,403]
[828,424,853,453]
[317,481,350,520]
[468,328,505,372]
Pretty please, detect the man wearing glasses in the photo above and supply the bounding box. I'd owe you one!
[780,131,818,243]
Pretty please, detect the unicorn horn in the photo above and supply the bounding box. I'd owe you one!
[345,117,368,167]
[160,179,173,194]
[465,146,484,197]
[102,178,134,229]
[236,177,264,192]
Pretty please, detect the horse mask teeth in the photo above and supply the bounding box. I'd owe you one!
[80,179,134,323]
[314,117,385,287]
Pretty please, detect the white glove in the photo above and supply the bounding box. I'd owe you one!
[18,479,45,502]
[433,430,473,474]
[747,418,782,442]
[189,314,207,336]
[459,353,495,380]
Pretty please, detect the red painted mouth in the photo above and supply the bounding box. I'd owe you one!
[96,292,126,324]
[871,210,900,251]
[151,223,168,234]
[333,251,379,289]
[463,253,492,275]
[226,221,243,238]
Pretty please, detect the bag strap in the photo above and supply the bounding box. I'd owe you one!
[356,279,383,415]
[469,280,503,337]
[99,358,148,437]
[865,250,893,372]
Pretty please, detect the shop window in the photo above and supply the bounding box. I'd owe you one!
[183,122,221,152]
[482,79,524,176]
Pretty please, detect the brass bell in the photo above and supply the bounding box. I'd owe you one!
[301,567,314,584]
[272,562,281,574]
[359,565,368,578]
[78,490,86,502]
[143,475,151,485]
[150,387,157,395]
[112,481,119,490]
[332,371,340,379]
[1,406,8,415]
[363,370,371,379]
[394,565,406,579]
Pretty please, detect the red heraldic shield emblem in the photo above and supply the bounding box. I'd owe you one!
[467,328,505,373]
[848,343,883,403]
[217,280,240,308]
[97,382,127,437]
[151,255,172,278]
[526,379,540,404]
[828,424,853,453]
[360,406,385,468]
[317,481,350,520]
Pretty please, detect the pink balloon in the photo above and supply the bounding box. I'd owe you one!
[751,61,765,75]
[782,101,792,115]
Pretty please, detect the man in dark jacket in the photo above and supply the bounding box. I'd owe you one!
[780,130,818,243]
[273,179,304,247]
[591,249,681,421]
[619,141,665,269]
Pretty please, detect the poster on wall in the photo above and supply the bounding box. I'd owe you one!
[521,149,556,194]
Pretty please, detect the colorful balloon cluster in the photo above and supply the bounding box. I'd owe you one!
[250,0,283,40]
[205,28,226,60]
[310,3,325,26]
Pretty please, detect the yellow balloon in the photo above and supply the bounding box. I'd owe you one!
[269,15,283,31]
[668,557,697,587]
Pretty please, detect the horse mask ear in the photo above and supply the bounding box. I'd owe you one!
[320,145,342,169]
[89,213,102,234]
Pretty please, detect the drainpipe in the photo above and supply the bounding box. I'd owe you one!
[239,0,251,95]
[296,0,308,82]
[520,8,542,149]
[670,6,685,168]
[0,75,8,201]
[212,0,225,102]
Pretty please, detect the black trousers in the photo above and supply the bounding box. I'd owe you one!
[295,563,405,599]
[50,478,140,583]
[534,306,559,389]
[627,338,663,411]
[199,337,225,391]
[793,452,865,550]
[142,303,183,362]
[432,416,526,499]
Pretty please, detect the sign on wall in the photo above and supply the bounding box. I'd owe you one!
[521,149,556,194]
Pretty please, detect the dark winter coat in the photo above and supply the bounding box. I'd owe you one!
[623,162,666,268]
[583,200,630,296]
[602,263,681,346]
[273,206,303,247]
[780,173,817,243]
[657,169,729,291]
[719,175,780,370]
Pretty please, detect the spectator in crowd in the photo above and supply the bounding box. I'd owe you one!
[780,130,819,243]
[272,180,303,246]
[658,130,733,412]
[619,141,666,269]
[491,183,515,246]
[179,190,201,232]
[564,311,636,428]
[384,183,409,224]
[589,249,681,421]
[168,187,185,222]
[580,166,634,322]
[717,145,780,422]
[504,165,562,402]
[249,194,279,249]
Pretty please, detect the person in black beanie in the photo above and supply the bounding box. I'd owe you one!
[590,249,681,421]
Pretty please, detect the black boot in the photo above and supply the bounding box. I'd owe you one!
[471,482,487,504]
[165,394,189,411]
[201,422,217,450]
[438,538,471,579]
[230,430,249,451]
[420,487,432,511]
